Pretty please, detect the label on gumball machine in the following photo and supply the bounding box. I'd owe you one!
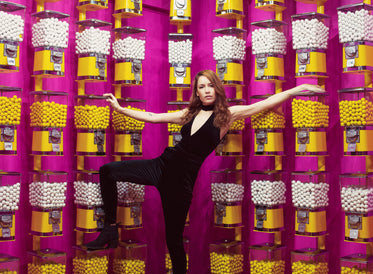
[130,204,141,226]
[348,215,361,240]
[96,55,107,78]
[256,55,267,79]
[346,59,355,68]
[255,207,267,229]
[215,203,226,225]
[217,60,227,81]
[130,132,141,154]
[7,57,15,66]
[4,43,17,67]
[298,65,306,73]
[51,50,63,72]
[174,65,186,84]
[0,214,12,238]
[94,207,105,229]
[297,210,309,233]
[175,0,186,16]
[345,44,358,68]
[1,126,14,151]
[256,129,268,153]
[49,128,61,152]
[132,60,142,82]
[297,51,309,73]
[346,127,360,152]
[94,130,105,154]
[49,210,61,234]
[297,129,310,153]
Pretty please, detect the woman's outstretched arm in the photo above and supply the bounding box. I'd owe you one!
[103,93,187,124]
[228,84,325,122]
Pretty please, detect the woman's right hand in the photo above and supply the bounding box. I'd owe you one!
[103,93,122,112]
[290,84,325,96]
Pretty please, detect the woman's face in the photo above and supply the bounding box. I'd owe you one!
[196,76,216,106]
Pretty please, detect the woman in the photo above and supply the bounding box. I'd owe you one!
[85,70,324,273]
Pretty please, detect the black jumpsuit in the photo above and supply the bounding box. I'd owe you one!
[99,112,221,273]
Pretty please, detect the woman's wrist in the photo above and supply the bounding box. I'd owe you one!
[287,85,303,97]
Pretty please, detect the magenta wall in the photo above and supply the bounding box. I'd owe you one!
[0,0,370,273]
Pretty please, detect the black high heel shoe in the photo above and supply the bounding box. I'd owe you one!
[84,224,119,250]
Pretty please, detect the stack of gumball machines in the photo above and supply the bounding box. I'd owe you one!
[73,1,113,273]
[249,0,289,272]
[337,2,373,272]
[208,1,247,273]
[288,1,331,272]
[0,9,25,270]
[26,0,72,269]
[72,0,149,272]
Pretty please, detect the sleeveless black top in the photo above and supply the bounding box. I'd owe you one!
[178,112,221,159]
[159,112,221,204]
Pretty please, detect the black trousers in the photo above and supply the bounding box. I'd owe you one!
[99,157,191,274]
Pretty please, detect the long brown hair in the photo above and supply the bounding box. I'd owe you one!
[182,70,231,128]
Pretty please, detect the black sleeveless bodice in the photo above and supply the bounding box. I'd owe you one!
[178,112,221,159]
[159,112,221,204]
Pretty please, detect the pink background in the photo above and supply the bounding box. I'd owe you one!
[0,0,370,273]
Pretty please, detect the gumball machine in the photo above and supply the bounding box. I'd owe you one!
[211,169,244,228]
[0,86,21,155]
[338,88,373,155]
[112,98,146,157]
[74,170,105,233]
[291,248,329,274]
[0,1,25,73]
[249,243,286,274]
[291,92,329,155]
[292,172,329,236]
[116,181,145,230]
[216,99,245,156]
[27,249,66,274]
[210,240,244,274]
[0,172,21,241]
[31,10,69,79]
[251,170,286,232]
[75,19,111,86]
[112,27,146,87]
[168,33,193,89]
[251,95,285,155]
[251,19,287,82]
[292,12,329,78]
[74,95,110,156]
[29,171,67,237]
[30,91,67,156]
[113,240,147,274]
[338,3,373,73]
[212,27,246,85]
[340,173,373,243]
